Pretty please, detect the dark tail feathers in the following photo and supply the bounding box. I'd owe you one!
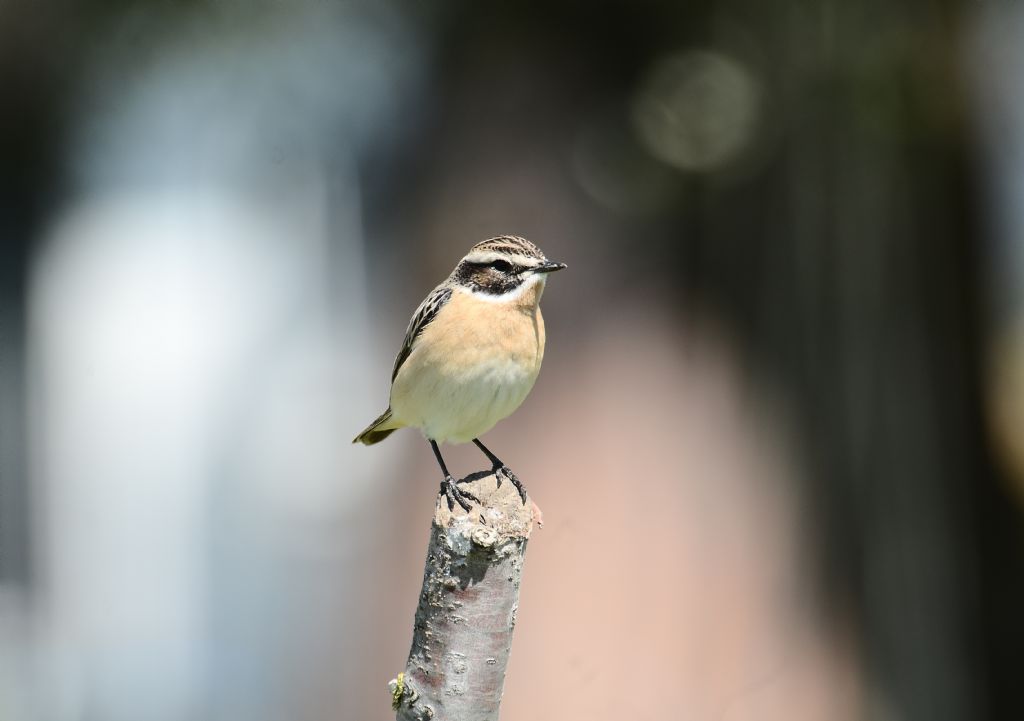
[353,408,398,445]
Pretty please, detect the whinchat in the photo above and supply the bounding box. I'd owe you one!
[354,235,566,511]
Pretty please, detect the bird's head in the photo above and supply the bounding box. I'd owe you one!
[452,235,566,298]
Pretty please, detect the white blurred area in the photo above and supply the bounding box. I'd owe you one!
[9,3,418,720]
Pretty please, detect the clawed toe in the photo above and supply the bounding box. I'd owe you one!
[470,439,529,505]
[440,476,476,513]
[496,465,528,504]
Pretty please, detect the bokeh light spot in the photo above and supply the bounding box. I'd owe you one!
[632,50,761,172]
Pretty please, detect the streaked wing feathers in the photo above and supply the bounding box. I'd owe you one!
[392,285,453,381]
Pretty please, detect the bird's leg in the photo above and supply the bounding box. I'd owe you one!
[430,440,477,512]
[470,438,527,504]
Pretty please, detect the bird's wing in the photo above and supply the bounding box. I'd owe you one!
[391,285,453,381]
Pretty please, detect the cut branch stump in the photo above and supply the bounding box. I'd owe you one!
[389,470,536,721]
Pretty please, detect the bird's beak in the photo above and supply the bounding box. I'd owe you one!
[534,260,567,274]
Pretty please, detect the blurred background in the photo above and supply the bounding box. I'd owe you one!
[2,1,1023,719]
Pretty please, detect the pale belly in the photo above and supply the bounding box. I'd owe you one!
[389,288,546,444]
[391,356,539,443]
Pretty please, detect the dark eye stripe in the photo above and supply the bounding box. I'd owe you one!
[466,259,520,273]
[452,258,525,295]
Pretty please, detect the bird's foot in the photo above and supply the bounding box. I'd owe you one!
[440,475,478,513]
[494,465,528,504]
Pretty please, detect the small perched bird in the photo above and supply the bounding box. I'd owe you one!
[354,235,566,511]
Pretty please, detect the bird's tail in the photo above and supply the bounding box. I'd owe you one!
[353,408,401,445]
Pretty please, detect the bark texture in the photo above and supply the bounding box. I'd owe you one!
[389,470,536,721]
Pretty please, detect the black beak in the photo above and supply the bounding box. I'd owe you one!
[534,260,567,274]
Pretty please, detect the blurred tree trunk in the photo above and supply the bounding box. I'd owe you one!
[675,2,1024,719]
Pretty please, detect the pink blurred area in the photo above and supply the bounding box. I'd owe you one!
[362,311,862,721]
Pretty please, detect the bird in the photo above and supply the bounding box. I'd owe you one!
[353,235,566,512]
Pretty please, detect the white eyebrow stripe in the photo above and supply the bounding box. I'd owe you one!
[464,251,542,267]
[464,251,505,264]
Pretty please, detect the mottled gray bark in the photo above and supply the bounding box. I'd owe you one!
[389,470,536,721]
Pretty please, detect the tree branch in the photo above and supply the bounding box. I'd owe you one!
[389,470,536,720]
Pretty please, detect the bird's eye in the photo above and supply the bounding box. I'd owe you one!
[490,259,513,273]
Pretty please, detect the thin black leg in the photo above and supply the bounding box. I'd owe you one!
[471,438,528,504]
[430,439,452,477]
[430,439,477,512]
